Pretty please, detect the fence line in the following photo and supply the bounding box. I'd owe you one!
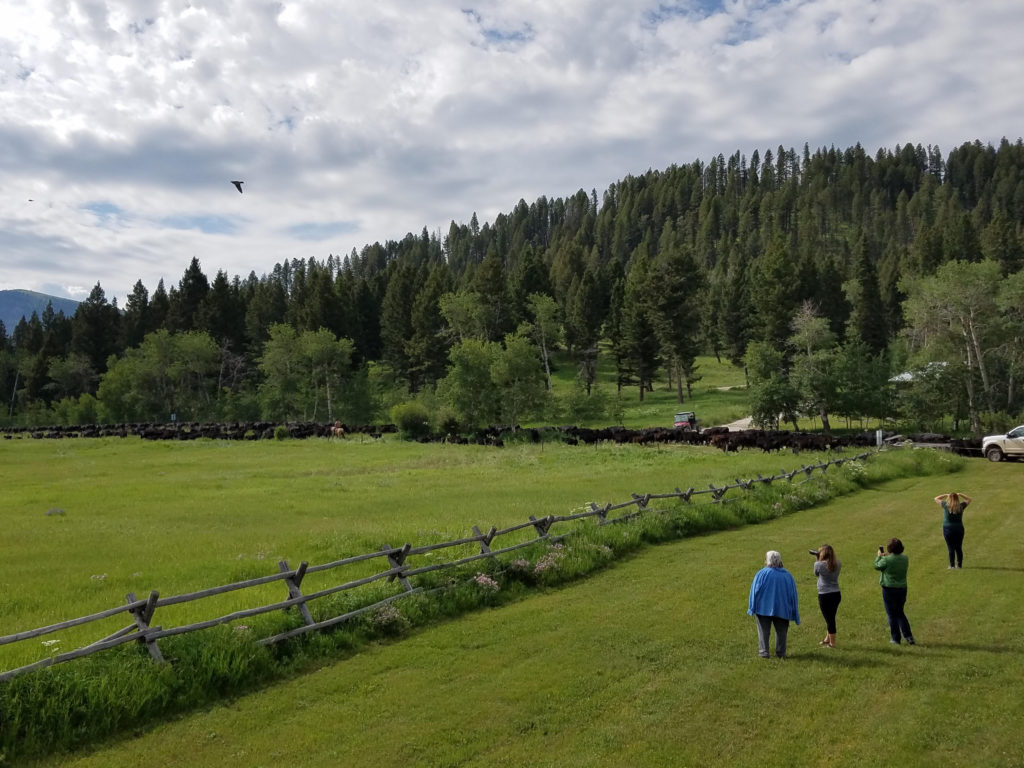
[0,451,874,683]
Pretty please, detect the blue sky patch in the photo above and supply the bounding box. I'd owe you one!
[286,221,359,241]
[645,1,724,26]
[462,9,534,47]
[160,215,238,235]
[83,201,125,224]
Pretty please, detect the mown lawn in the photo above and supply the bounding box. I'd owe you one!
[28,458,1024,768]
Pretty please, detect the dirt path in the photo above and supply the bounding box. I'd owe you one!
[719,416,753,430]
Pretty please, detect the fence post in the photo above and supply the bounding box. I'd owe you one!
[708,483,727,502]
[126,591,164,663]
[382,544,414,591]
[529,515,554,537]
[279,560,315,626]
[473,525,498,555]
[631,493,651,509]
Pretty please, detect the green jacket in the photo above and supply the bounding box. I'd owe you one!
[874,553,909,588]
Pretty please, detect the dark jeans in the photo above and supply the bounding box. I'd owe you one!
[818,591,842,634]
[881,586,913,643]
[943,526,965,568]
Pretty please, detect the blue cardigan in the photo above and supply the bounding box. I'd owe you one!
[748,566,801,623]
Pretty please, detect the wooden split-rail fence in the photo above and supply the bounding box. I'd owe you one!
[0,451,874,683]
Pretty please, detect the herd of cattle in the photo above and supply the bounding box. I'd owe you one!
[0,420,984,455]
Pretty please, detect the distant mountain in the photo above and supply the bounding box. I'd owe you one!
[0,290,80,332]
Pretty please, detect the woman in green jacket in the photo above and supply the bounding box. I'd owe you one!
[874,538,915,645]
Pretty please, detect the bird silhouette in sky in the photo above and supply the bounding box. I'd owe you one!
[230,180,244,193]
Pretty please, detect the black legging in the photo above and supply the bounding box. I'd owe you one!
[817,591,842,634]
[943,526,965,568]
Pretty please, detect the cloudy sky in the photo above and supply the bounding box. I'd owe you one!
[2,0,1022,306]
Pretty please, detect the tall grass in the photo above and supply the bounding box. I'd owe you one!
[0,447,960,762]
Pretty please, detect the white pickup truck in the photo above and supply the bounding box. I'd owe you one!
[983,425,1024,462]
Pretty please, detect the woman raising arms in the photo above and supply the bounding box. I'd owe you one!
[934,491,972,569]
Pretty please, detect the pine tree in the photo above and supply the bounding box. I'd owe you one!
[379,265,416,383]
[121,280,150,349]
[619,254,661,399]
[750,236,798,349]
[166,258,210,332]
[406,265,453,390]
[846,238,889,354]
[70,283,122,376]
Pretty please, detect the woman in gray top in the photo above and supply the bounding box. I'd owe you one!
[811,544,842,647]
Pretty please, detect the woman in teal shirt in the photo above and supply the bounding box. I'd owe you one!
[874,538,915,645]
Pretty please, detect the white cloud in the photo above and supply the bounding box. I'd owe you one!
[1,0,1022,304]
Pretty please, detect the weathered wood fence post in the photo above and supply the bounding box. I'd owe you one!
[279,560,315,626]
[126,590,164,663]
[383,544,414,591]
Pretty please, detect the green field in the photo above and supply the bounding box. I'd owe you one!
[19,457,1019,768]
[3,432,1021,766]
[2,430,828,670]
[547,352,751,429]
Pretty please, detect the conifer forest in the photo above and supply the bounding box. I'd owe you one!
[3,139,1023,436]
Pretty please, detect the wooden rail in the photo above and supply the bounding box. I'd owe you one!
[0,451,873,682]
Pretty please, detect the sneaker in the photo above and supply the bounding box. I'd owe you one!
[906,637,916,645]
[890,639,900,645]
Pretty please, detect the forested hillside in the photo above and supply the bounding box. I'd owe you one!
[0,290,79,333]
[2,139,1022,434]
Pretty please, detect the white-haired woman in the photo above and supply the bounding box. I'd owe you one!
[747,550,801,659]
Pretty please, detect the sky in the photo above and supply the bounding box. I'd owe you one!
[2,0,1023,306]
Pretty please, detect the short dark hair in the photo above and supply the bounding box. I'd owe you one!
[887,537,904,555]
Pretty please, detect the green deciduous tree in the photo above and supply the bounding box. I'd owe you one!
[437,339,499,429]
[788,302,839,432]
[525,293,561,391]
[491,332,548,427]
[257,324,355,421]
[439,290,486,343]
[97,330,219,422]
[746,341,799,430]
[901,259,1004,434]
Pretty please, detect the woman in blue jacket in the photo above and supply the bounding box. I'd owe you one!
[748,550,800,659]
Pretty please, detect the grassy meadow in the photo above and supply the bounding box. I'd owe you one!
[3,426,830,671]
[25,457,1023,768]
[545,352,751,429]
[1,369,1016,766]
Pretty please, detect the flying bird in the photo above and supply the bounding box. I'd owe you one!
[230,180,244,193]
